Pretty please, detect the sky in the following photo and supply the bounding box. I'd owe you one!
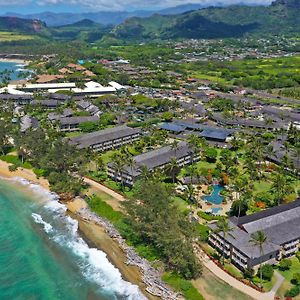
[0,0,274,14]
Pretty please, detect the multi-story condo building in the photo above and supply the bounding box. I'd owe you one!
[209,199,300,270]
[107,141,199,186]
[58,116,99,132]
[69,125,141,151]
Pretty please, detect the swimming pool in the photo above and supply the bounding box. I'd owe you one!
[203,185,224,205]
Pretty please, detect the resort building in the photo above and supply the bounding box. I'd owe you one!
[107,141,199,186]
[209,199,300,270]
[69,125,141,151]
[57,116,99,132]
[1,81,125,97]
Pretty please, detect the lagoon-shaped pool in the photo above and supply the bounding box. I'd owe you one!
[203,184,224,205]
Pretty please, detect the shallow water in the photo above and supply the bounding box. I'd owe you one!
[0,61,27,81]
[0,179,143,300]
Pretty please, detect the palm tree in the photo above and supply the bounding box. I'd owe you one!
[139,165,151,181]
[249,230,267,288]
[233,176,249,220]
[112,153,126,190]
[171,140,179,157]
[214,219,234,265]
[272,172,288,205]
[126,155,136,186]
[165,157,179,183]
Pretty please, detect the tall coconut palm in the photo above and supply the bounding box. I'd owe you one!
[233,176,249,220]
[126,155,136,187]
[249,230,267,288]
[165,157,179,183]
[171,140,179,157]
[214,219,234,265]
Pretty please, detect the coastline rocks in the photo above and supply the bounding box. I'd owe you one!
[76,207,181,300]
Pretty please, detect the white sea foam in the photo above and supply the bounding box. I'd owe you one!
[31,213,53,233]
[17,178,147,299]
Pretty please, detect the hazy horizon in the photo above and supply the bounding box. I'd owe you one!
[0,0,273,14]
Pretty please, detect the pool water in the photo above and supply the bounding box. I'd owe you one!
[203,185,224,205]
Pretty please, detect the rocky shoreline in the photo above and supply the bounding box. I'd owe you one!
[76,206,182,300]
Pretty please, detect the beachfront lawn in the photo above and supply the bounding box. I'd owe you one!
[0,155,32,169]
[193,267,252,300]
[162,272,205,300]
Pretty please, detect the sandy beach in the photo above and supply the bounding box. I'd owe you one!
[0,58,29,64]
[0,161,161,300]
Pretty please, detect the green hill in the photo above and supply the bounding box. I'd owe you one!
[0,16,49,36]
[107,0,300,42]
[50,19,112,42]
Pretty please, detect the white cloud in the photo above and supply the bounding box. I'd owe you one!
[0,0,274,10]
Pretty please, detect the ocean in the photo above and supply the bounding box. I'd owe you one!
[0,61,27,82]
[0,178,143,300]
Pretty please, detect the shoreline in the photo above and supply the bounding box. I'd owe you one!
[0,58,30,64]
[0,161,175,300]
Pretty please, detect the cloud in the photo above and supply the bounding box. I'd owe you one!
[0,0,274,10]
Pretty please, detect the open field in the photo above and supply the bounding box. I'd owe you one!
[0,31,35,41]
[185,55,300,90]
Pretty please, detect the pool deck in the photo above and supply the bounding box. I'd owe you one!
[195,185,232,217]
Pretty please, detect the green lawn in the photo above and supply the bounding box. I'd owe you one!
[162,273,205,300]
[253,180,272,194]
[172,196,190,212]
[193,267,252,300]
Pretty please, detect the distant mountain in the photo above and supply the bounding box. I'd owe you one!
[3,3,233,27]
[108,0,300,42]
[0,16,49,35]
[50,19,112,42]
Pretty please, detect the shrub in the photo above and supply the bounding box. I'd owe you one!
[260,264,274,281]
[296,251,300,262]
[285,285,300,297]
[243,268,255,279]
[292,272,300,285]
[279,259,292,271]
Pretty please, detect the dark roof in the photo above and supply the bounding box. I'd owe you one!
[159,123,185,133]
[263,106,300,122]
[109,141,195,177]
[198,128,231,141]
[232,199,300,228]
[59,116,99,126]
[69,125,141,149]
[31,100,61,107]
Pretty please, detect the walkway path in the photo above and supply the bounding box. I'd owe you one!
[264,271,284,299]
[83,177,125,202]
[83,176,285,300]
[195,245,283,300]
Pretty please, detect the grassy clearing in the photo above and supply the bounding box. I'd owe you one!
[0,31,35,41]
[193,267,252,300]
[162,273,205,300]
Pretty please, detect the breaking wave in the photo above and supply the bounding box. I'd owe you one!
[5,177,145,300]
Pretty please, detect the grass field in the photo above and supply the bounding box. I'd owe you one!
[0,31,35,41]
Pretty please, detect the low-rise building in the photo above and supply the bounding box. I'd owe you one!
[58,116,99,132]
[107,141,199,186]
[69,125,141,151]
[209,199,300,270]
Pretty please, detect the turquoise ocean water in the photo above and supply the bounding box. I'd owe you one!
[0,179,143,300]
[0,61,27,81]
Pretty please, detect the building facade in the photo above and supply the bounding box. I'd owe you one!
[209,199,300,270]
[69,125,141,151]
[107,141,199,186]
